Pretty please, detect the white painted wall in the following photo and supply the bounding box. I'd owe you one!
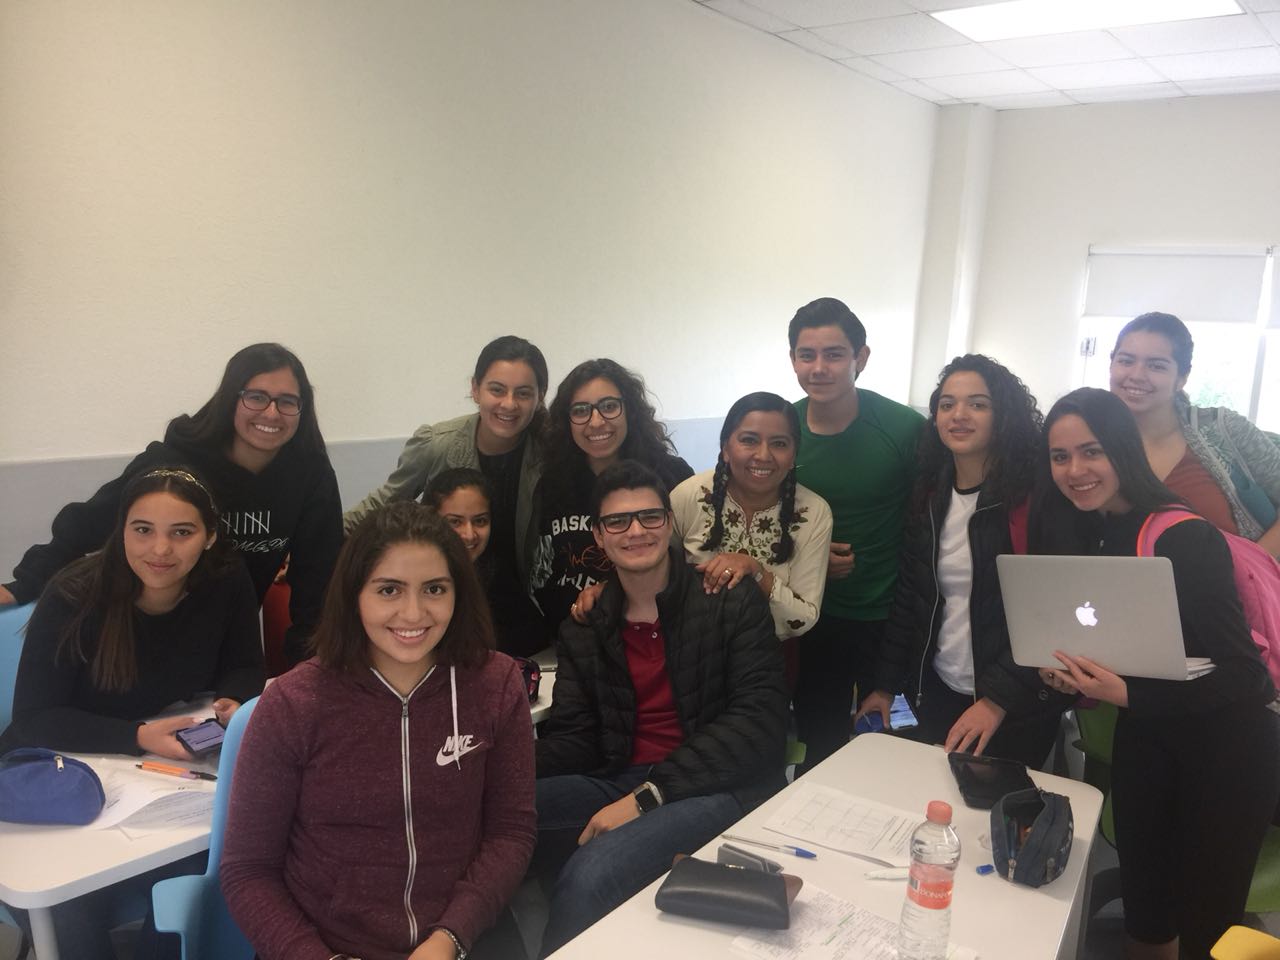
[0,0,937,463]
[970,92,1280,409]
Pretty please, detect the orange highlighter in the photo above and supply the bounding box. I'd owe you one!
[135,761,217,782]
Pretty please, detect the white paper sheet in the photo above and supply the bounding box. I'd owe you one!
[731,885,978,960]
[763,782,915,867]
[90,760,215,830]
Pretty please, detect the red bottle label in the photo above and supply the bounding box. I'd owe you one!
[906,864,953,909]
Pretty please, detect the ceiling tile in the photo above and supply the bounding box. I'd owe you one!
[973,90,1077,109]
[778,28,857,56]
[743,0,913,27]
[984,31,1135,68]
[1109,14,1270,56]
[903,0,999,11]
[1177,73,1280,92]
[925,70,1050,98]
[701,0,798,32]
[1028,59,1166,88]
[840,56,909,81]
[1260,12,1280,41]
[870,42,1011,77]
[1240,0,1280,10]
[1066,82,1186,102]
[890,78,956,101]
[813,13,970,54]
[1148,45,1280,79]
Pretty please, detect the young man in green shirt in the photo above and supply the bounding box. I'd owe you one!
[790,297,924,772]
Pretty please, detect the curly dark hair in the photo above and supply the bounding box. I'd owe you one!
[701,392,801,564]
[542,359,677,483]
[915,354,1043,510]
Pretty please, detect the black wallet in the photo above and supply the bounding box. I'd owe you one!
[654,856,798,929]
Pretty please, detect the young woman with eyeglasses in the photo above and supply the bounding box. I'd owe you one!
[2,343,342,666]
[346,336,550,657]
[529,359,692,636]
[668,392,833,640]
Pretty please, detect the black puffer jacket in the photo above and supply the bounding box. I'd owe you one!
[536,548,788,811]
[877,472,1064,719]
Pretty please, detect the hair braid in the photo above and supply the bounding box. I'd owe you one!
[700,459,731,553]
[772,468,798,564]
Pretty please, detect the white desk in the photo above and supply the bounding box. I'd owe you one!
[549,733,1103,960]
[0,753,217,960]
[530,646,558,725]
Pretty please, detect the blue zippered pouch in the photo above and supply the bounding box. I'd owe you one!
[0,747,106,825]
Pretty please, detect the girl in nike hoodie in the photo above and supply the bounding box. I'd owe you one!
[222,502,536,960]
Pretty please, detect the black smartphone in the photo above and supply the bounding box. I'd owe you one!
[947,751,1035,809]
[175,718,225,758]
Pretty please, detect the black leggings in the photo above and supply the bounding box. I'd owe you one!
[1112,700,1280,957]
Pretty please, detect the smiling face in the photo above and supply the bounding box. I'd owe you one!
[935,371,994,463]
[471,360,541,454]
[230,367,302,469]
[593,487,670,576]
[124,491,216,610]
[790,324,868,407]
[436,485,491,561]
[721,410,796,506]
[569,377,628,473]
[360,541,455,695]
[1109,331,1187,418]
[1048,414,1130,515]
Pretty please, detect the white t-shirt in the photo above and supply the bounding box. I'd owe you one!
[932,486,981,695]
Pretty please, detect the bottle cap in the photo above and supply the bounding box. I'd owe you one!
[925,800,953,824]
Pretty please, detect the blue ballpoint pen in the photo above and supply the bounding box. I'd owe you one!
[721,833,818,859]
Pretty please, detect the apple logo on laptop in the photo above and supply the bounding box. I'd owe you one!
[1075,602,1099,627]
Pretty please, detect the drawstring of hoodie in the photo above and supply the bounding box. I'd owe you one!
[449,665,461,768]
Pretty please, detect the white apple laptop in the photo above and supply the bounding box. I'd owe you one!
[997,554,1210,681]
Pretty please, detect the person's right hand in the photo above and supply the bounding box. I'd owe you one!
[136,715,201,761]
[570,581,606,624]
[0,585,15,606]
[827,543,855,580]
[855,689,893,728]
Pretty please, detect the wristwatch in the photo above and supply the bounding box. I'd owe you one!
[632,780,664,814]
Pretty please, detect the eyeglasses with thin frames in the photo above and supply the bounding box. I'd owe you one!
[596,508,668,534]
[239,390,303,416]
[568,396,623,425]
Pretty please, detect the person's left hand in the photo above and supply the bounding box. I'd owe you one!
[211,698,241,727]
[578,793,641,845]
[944,697,1006,755]
[1048,652,1129,707]
[408,929,460,960]
[695,552,759,594]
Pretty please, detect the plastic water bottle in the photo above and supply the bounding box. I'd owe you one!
[898,800,961,960]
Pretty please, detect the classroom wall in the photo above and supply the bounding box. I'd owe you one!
[969,92,1280,407]
[0,0,937,467]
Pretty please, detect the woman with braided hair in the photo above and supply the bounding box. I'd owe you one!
[856,355,1067,767]
[669,392,832,640]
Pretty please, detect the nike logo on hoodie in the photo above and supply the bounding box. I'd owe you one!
[437,733,482,766]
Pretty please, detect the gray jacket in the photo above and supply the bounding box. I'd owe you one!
[1179,395,1280,541]
[344,413,543,578]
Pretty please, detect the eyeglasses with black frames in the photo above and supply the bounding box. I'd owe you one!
[238,390,303,416]
[596,508,668,534]
[568,396,623,425]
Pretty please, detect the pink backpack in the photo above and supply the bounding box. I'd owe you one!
[1137,508,1280,690]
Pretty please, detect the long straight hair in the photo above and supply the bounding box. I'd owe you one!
[167,343,327,457]
[48,467,232,692]
[1029,387,1183,554]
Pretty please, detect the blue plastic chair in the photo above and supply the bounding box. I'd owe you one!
[151,696,259,960]
[0,603,34,935]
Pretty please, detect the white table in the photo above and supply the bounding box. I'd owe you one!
[548,733,1103,960]
[530,646,559,725]
[0,753,217,960]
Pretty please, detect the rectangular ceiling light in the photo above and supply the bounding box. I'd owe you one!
[931,0,1243,42]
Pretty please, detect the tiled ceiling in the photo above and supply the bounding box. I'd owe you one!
[694,0,1280,109]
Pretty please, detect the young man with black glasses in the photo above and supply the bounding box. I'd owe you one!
[532,460,788,957]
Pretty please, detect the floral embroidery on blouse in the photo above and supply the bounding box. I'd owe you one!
[693,483,810,565]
